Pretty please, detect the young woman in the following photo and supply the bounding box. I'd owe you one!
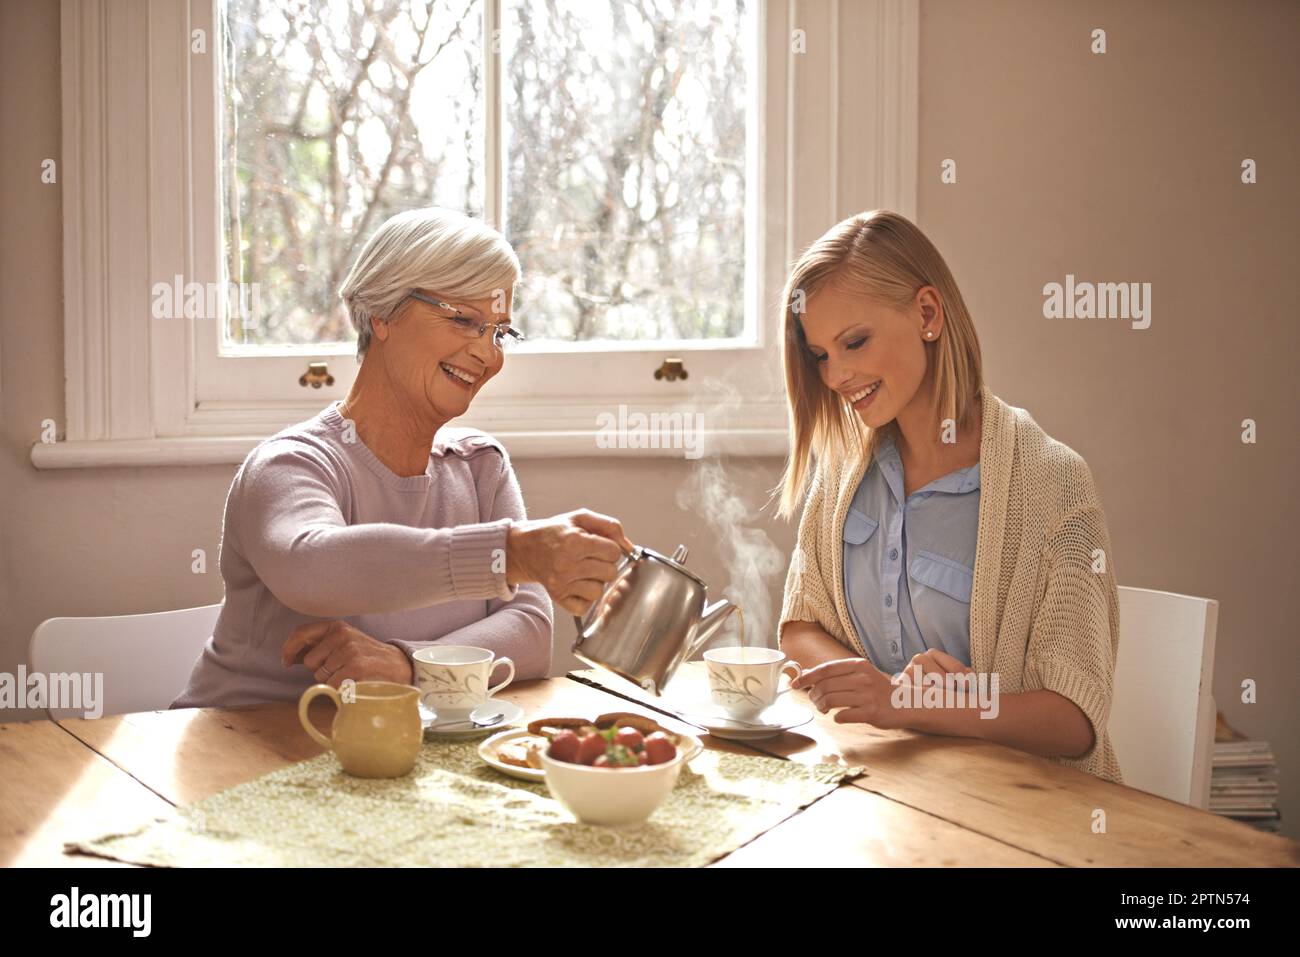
[776,210,1122,782]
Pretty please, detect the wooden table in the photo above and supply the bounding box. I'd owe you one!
[2,664,1296,867]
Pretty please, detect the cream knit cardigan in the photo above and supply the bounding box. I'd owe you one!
[779,384,1123,783]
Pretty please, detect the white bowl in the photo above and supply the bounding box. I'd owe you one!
[540,732,701,827]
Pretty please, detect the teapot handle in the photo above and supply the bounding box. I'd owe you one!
[571,547,638,643]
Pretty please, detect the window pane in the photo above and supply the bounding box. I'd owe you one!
[502,0,752,343]
[220,0,484,348]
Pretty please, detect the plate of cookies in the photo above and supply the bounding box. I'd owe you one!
[478,711,703,782]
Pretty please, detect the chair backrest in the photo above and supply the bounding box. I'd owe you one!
[28,603,222,720]
[1109,586,1218,809]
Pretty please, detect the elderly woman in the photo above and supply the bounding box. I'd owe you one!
[776,210,1123,783]
[173,208,630,708]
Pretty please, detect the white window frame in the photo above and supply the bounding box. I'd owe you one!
[35,0,917,469]
[190,0,772,414]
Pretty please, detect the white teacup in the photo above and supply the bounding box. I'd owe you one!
[412,645,515,721]
[704,647,803,720]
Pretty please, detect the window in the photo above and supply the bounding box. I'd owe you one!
[220,0,488,350]
[196,0,774,420]
[40,0,917,468]
[500,0,752,347]
[221,0,753,352]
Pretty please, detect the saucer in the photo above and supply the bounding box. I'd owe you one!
[669,700,814,741]
[478,728,546,782]
[421,700,523,738]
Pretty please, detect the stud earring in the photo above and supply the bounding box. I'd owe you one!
[924,331,934,339]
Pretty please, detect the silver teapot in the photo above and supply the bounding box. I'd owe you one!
[572,544,738,695]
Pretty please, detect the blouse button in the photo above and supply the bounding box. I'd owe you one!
[889,548,899,560]
[884,594,893,608]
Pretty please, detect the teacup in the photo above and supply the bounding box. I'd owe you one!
[704,647,803,720]
[297,681,423,778]
[412,645,515,721]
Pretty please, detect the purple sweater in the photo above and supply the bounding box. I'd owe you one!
[172,401,553,709]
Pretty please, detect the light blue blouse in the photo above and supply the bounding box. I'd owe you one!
[841,431,981,673]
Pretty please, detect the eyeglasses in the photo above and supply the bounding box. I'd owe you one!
[401,291,524,349]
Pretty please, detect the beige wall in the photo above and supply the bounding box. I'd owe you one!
[2,0,1296,836]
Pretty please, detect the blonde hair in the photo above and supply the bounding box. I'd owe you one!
[338,207,521,359]
[776,210,983,518]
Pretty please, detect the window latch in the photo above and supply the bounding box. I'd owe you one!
[299,362,335,388]
[654,358,688,382]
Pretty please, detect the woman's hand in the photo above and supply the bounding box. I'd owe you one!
[281,620,414,687]
[789,657,911,729]
[506,509,634,616]
[893,649,976,689]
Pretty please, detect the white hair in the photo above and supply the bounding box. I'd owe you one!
[338,207,521,358]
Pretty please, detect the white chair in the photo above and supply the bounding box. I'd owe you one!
[28,603,222,720]
[1109,586,1219,809]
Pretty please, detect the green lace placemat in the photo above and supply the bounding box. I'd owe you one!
[67,737,862,867]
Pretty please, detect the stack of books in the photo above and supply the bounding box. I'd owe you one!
[1211,713,1281,833]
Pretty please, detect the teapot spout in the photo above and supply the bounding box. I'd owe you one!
[689,599,739,658]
